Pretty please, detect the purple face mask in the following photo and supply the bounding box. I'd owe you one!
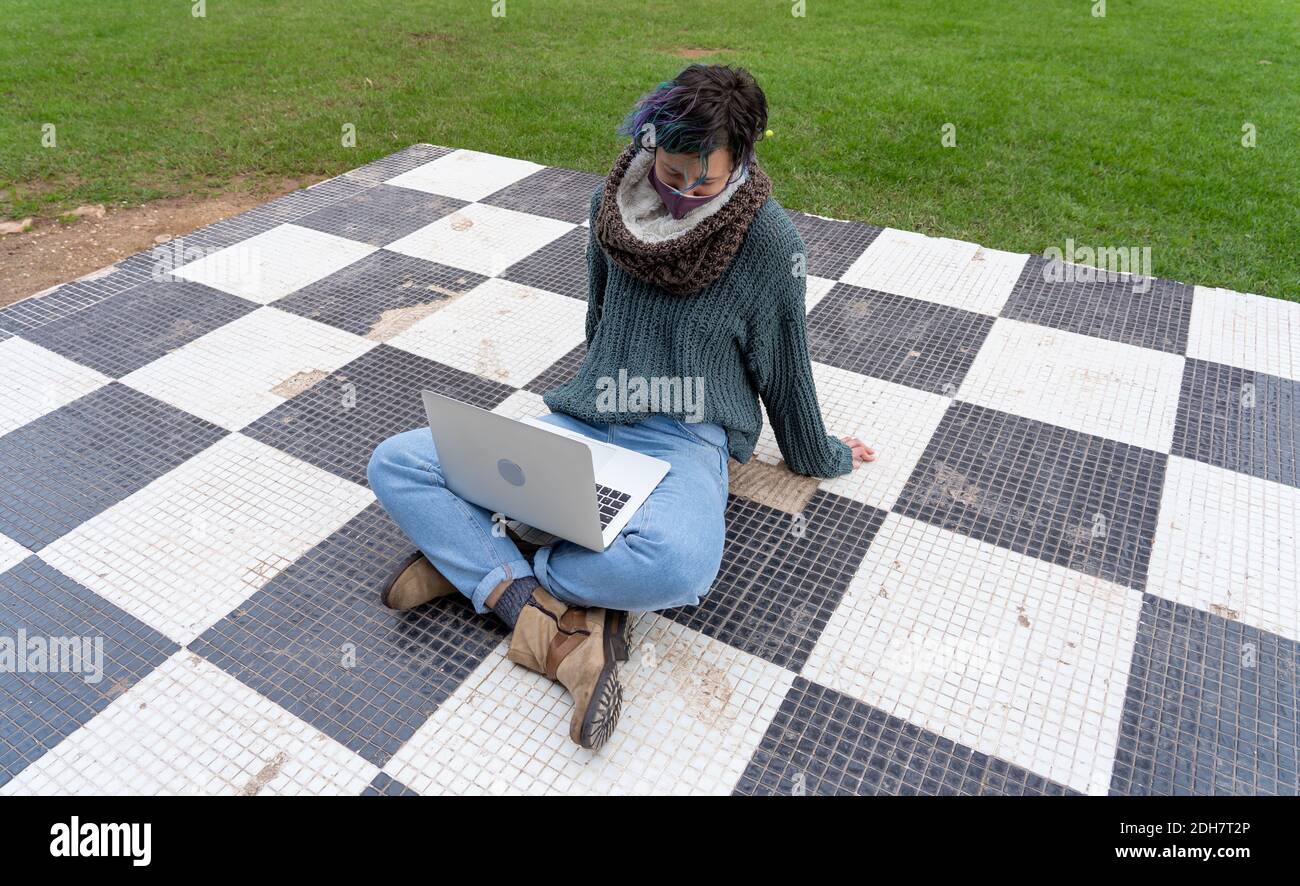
[648,161,735,220]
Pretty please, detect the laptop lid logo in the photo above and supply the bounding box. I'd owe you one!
[497,458,526,487]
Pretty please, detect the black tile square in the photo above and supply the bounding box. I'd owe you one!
[0,557,179,787]
[257,175,373,224]
[500,226,591,300]
[806,283,995,394]
[164,211,282,256]
[1002,255,1194,353]
[293,183,466,247]
[523,342,587,395]
[481,167,604,224]
[274,250,487,337]
[0,383,227,550]
[173,180,373,254]
[114,248,181,284]
[343,144,453,185]
[733,677,1079,795]
[149,179,370,261]
[661,491,886,672]
[23,280,257,378]
[362,772,420,795]
[242,344,515,486]
[0,272,143,337]
[895,401,1168,590]
[191,502,508,767]
[1172,358,1300,489]
[785,211,883,280]
[1110,595,1298,795]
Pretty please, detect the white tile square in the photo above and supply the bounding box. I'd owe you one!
[1187,285,1300,380]
[840,228,1028,315]
[1147,456,1300,642]
[121,306,374,431]
[385,202,574,277]
[388,277,586,387]
[384,616,794,795]
[750,361,951,510]
[491,388,550,421]
[0,652,378,795]
[39,433,374,644]
[0,533,31,574]
[385,148,545,201]
[803,513,1143,795]
[172,223,376,304]
[0,337,109,436]
[959,318,1186,451]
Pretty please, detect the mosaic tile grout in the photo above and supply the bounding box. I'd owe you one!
[0,144,1294,795]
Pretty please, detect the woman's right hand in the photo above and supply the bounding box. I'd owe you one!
[841,436,876,467]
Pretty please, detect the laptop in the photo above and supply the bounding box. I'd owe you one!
[421,391,671,552]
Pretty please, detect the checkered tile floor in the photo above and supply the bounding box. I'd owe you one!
[2,144,1296,796]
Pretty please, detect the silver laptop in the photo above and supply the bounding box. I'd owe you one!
[421,391,671,552]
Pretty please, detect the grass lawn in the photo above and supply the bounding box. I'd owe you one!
[2,0,1296,299]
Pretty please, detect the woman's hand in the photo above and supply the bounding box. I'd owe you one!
[842,436,876,467]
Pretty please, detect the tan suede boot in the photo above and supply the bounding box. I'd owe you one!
[380,552,459,610]
[506,588,623,750]
[502,526,631,663]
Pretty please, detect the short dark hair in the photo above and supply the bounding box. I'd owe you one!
[618,64,769,176]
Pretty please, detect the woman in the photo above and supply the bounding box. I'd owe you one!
[367,64,875,751]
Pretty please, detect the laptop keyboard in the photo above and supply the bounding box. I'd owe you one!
[595,483,632,529]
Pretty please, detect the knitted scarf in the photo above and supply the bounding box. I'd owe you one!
[593,143,773,296]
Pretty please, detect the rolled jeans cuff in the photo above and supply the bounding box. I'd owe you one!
[470,558,534,615]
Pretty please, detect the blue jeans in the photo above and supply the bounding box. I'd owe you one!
[366,412,729,615]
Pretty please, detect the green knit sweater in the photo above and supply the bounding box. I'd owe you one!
[542,187,854,479]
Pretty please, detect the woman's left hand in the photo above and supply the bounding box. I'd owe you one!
[842,436,876,467]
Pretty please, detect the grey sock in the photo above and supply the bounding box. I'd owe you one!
[490,576,539,628]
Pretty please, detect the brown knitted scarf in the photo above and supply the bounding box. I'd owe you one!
[593,143,773,296]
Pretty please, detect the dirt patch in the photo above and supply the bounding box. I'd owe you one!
[1209,603,1240,621]
[662,645,735,730]
[410,31,457,45]
[928,460,982,507]
[0,174,325,307]
[365,299,453,341]
[240,751,289,796]
[667,48,736,58]
[271,369,329,398]
[727,456,821,514]
[475,338,508,382]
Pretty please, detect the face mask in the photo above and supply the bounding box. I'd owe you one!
[648,160,738,220]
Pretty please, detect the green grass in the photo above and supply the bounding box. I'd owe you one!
[2,0,1296,298]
